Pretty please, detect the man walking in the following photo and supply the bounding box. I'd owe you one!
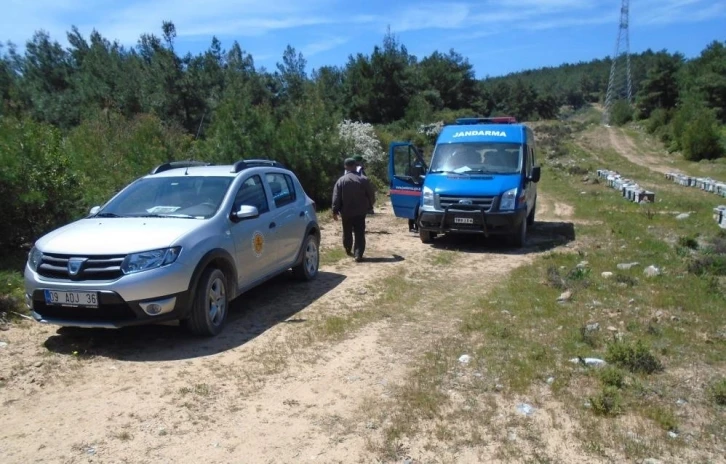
[332,158,375,262]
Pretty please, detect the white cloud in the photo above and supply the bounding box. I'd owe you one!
[302,36,349,57]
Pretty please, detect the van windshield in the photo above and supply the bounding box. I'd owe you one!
[429,142,522,174]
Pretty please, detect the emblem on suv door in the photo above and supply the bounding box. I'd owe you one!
[68,258,87,276]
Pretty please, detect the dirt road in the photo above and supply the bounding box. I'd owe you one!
[0,200,576,463]
[606,126,678,175]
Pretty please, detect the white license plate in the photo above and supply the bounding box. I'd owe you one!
[44,290,99,308]
[454,217,474,224]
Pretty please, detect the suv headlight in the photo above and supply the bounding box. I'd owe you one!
[422,186,434,207]
[500,188,518,211]
[121,247,181,275]
[28,246,43,271]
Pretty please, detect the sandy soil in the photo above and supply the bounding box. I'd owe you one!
[0,200,577,464]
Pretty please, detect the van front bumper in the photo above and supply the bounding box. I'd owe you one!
[418,207,527,236]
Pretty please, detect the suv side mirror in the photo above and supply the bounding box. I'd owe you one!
[89,206,101,215]
[529,166,541,183]
[232,205,259,221]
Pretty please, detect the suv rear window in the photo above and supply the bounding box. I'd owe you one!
[266,173,297,208]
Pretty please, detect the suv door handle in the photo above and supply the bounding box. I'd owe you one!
[299,211,305,217]
[269,222,276,229]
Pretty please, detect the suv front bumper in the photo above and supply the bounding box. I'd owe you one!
[418,207,527,236]
[25,262,194,329]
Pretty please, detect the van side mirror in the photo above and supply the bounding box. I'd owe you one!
[89,206,101,215]
[232,205,259,221]
[530,166,541,183]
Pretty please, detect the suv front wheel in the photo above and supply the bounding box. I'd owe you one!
[292,234,320,281]
[186,267,229,336]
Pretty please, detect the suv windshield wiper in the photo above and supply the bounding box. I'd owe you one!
[132,213,196,219]
[94,212,124,218]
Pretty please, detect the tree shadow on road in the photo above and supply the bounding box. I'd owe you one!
[43,271,346,362]
[429,220,576,255]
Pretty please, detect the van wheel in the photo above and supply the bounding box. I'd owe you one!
[510,219,528,248]
[527,202,536,226]
[292,234,319,281]
[420,230,434,244]
[186,268,228,336]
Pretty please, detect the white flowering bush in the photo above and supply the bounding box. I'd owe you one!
[418,121,444,142]
[337,120,385,163]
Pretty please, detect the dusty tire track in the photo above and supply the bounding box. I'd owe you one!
[0,202,576,463]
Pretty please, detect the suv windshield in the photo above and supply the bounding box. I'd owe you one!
[98,176,233,219]
[429,142,522,174]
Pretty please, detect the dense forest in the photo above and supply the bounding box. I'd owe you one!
[1,22,725,251]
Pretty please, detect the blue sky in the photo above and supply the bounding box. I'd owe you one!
[2,0,725,78]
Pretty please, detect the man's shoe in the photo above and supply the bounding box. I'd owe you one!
[354,253,363,262]
[345,248,353,256]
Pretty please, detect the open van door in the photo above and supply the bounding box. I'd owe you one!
[388,142,428,219]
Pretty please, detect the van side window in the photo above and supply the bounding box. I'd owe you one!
[233,175,269,214]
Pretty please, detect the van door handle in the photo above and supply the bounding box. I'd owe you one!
[269,222,276,229]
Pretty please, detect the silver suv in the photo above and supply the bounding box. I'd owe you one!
[24,160,321,336]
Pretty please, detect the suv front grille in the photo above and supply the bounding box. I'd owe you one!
[439,195,495,211]
[37,254,126,281]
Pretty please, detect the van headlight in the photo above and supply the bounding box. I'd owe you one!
[28,246,43,271]
[121,247,181,275]
[422,186,434,207]
[500,188,518,211]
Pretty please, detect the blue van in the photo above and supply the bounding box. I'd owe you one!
[388,117,541,247]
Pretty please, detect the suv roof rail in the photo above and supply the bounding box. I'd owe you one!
[455,117,517,125]
[150,160,212,174]
[231,159,286,173]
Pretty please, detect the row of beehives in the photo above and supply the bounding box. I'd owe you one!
[596,169,656,203]
[665,172,726,196]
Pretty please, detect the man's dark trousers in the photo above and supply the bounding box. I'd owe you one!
[342,214,366,258]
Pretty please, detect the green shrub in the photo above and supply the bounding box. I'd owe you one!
[708,378,726,406]
[610,100,633,126]
[677,235,699,250]
[0,117,84,248]
[680,109,725,161]
[598,366,626,389]
[645,108,671,134]
[605,340,664,374]
[590,386,623,416]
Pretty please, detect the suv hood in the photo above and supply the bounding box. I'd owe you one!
[36,218,204,255]
[425,173,521,197]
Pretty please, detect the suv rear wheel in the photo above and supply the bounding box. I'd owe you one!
[292,234,319,281]
[186,267,228,336]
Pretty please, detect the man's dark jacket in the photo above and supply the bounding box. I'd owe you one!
[332,172,375,218]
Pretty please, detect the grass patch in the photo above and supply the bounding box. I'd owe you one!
[644,406,679,432]
[320,247,348,266]
[430,250,456,266]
